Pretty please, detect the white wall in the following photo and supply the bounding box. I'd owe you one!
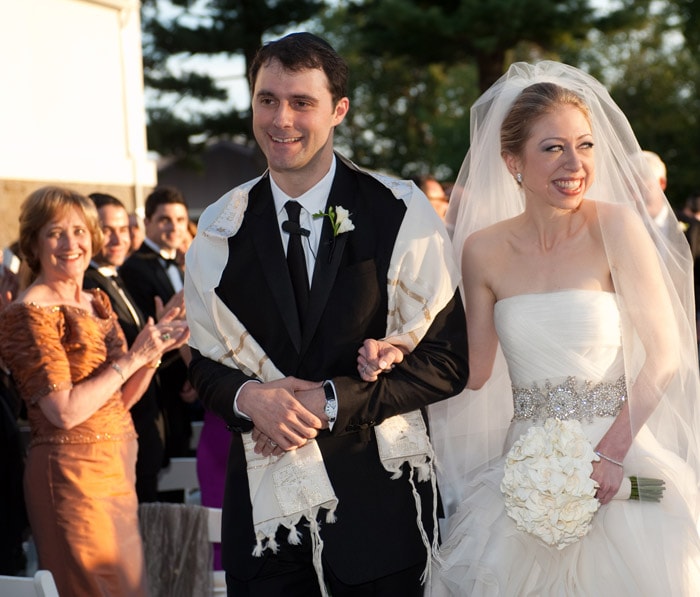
[0,0,156,192]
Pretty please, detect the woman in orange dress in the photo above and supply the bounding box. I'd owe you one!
[0,187,189,596]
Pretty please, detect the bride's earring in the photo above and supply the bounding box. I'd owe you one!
[516,173,523,184]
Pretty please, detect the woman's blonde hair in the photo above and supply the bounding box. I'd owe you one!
[19,186,103,278]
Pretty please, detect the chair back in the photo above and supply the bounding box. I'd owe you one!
[0,570,60,597]
[139,503,224,596]
[157,456,199,503]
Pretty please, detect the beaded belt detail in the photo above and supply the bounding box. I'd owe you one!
[512,375,627,422]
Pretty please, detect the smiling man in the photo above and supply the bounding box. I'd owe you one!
[185,32,468,596]
[83,193,165,502]
[120,187,195,466]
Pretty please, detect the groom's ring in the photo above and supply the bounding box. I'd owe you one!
[269,440,277,447]
[161,333,171,341]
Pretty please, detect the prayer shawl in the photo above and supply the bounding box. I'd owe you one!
[185,159,460,593]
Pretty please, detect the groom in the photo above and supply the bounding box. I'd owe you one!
[185,32,468,596]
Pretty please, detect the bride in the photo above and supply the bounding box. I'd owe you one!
[419,62,700,595]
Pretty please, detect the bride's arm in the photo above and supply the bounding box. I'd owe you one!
[593,204,679,503]
[461,232,500,390]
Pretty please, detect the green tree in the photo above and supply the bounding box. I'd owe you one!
[342,0,655,93]
[316,0,662,180]
[141,0,327,158]
[560,1,700,206]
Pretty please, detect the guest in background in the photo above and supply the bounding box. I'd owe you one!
[120,186,198,464]
[84,192,181,502]
[0,186,188,595]
[128,211,145,255]
[413,174,450,220]
[641,150,682,240]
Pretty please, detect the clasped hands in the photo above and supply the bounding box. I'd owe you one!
[245,338,405,458]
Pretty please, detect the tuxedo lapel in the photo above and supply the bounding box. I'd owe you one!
[301,164,357,355]
[249,179,303,351]
[138,244,177,298]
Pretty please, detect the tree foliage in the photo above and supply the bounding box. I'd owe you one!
[141,0,700,201]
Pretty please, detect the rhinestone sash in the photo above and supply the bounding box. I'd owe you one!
[512,375,627,422]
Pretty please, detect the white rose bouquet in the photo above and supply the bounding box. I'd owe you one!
[501,418,664,550]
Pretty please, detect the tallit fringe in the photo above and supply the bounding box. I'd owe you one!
[251,504,338,559]
[309,517,330,597]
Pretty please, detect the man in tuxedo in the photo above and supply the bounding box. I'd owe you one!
[185,33,468,596]
[120,187,195,461]
[83,193,165,501]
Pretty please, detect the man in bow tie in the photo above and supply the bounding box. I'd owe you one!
[185,32,468,596]
[83,193,168,501]
[120,187,197,466]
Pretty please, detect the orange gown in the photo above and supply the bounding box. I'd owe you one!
[0,290,147,596]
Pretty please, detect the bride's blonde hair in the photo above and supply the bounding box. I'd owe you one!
[500,82,591,158]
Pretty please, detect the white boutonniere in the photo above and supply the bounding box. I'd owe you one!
[313,205,355,237]
[313,205,354,262]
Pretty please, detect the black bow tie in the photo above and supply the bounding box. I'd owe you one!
[161,257,179,268]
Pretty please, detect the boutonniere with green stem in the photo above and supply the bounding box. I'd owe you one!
[313,205,354,262]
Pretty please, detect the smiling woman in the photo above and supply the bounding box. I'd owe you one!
[0,186,189,596]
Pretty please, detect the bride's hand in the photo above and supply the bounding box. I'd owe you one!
[357,339,405,382]
[591,459,624,505]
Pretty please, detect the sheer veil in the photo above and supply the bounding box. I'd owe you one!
[430,61,700,519]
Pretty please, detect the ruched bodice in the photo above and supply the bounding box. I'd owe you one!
[494,289,624,387]
[0,290,135,446]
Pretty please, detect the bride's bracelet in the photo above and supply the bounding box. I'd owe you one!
[594,450,623,468]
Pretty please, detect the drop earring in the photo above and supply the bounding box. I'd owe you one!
[516,173,523,184]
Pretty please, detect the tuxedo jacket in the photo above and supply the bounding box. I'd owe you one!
[188,158,469,584]
[120,244,191,457]
[119,243,180,321]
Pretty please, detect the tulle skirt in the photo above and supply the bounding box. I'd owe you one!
[430,418,700,596]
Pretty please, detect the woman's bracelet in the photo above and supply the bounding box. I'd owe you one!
[146,358,162,369]
[110,362,126,382]
[594,450,623,468]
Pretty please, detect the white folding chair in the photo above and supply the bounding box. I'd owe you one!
[139,503,224,596]
[206,507,226,594]
[190,420,204,451]
[0,570,60,597]
[157,457,200,504]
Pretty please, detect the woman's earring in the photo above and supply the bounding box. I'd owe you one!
[516,173,523,184]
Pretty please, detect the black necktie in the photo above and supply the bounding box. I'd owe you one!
[284,200,309,325]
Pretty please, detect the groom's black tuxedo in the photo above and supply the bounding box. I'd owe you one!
[189,159,469,585]
[83,265,164,501]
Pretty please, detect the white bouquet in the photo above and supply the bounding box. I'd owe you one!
[501,418,599,550]
[502,418,665,550]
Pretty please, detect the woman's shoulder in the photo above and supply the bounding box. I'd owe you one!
[463,218,516,257]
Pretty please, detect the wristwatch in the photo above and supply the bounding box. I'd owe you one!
[322,380,337,426]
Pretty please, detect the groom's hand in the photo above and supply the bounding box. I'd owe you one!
[239,377,323,453]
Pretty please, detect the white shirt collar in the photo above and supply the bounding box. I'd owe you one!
[143,237,177,261]
[270,156,337,220]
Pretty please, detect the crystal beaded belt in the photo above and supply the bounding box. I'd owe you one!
[511,375,627,422]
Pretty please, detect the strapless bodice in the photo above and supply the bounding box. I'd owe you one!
[494,289,624,387]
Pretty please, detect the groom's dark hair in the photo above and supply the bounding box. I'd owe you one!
[248,32,349,105]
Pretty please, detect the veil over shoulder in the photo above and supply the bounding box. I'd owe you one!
[431,60,700,522]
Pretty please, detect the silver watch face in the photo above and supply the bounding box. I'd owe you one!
[325,398,337,417]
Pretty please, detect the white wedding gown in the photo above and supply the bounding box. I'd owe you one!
[431,290,700,596]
